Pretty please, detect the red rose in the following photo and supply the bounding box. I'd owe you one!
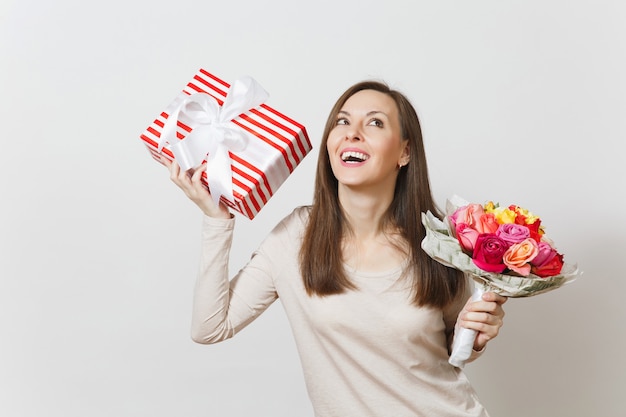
[531,252,564,277]
[525,219,543,242]
[472,234,508,273]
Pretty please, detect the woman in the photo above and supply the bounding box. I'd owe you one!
[162,81,506,416]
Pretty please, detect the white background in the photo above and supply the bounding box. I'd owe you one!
[1,0,624,416]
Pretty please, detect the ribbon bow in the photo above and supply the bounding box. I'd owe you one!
[158,76,269,206]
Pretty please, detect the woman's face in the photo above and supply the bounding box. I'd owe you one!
[327,89,409,191]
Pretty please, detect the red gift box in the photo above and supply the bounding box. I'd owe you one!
[140,69,312,219]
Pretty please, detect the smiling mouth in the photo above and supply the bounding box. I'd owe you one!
[341,151,369,163]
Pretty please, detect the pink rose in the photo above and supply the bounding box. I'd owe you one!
[472,234,508,273]
[455,223,480,252]
[532,241,558,267]
[450,204,485,231]
[503,238,539,276]
[496,223,531,245]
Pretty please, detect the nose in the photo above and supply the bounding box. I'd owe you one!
[345,127,361,141]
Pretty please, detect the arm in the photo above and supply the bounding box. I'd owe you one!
[161,157,278,344]
[190,215,278,344]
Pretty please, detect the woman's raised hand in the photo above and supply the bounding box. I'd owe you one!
[160,156,231,219]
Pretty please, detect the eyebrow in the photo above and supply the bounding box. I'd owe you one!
[338,110,389,118]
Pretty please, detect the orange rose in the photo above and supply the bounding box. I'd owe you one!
[503,238,539,276]
[477,213,499,234]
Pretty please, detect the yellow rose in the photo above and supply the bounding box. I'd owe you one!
[514,206,540,225]
[484,201,497,212]
[492,206,517,224]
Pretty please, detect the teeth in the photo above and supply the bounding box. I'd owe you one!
[341,151,369,162]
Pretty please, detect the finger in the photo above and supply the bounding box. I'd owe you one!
[462,300,505,325]
[159,155,173,168]
[467,299,500,314]
[463,310,499,325]
[482,292,508,305]
[175,163,193,185]
[474,331,497,350]
[460,315,502,339]
[167,159,181,179]
[187,165,210,200]
[190,163,207,185]
[169,162,198,196]
[473,306,505,326]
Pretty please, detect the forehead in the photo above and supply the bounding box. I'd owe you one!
[341,89,398,115]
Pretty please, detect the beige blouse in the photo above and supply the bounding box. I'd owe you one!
[192,206,488,417]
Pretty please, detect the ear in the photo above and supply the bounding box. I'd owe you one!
[398,142,410,167]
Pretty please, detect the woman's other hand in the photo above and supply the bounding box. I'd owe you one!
[457,292,507,351]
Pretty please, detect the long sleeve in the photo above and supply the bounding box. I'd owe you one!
[190,214,279,344]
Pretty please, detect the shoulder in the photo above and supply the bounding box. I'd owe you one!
[281,206,311,227]
[259,206,311,245]
[270,206,311,240]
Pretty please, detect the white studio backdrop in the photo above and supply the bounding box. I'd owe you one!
[1,0,624,416]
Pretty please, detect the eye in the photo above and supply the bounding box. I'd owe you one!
[368,118,384,127]
[336,117,349,126]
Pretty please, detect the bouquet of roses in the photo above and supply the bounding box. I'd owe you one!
[421,195,579,367]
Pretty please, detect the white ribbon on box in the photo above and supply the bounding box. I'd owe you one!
[157,77,269,207]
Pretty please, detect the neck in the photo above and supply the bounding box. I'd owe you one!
[338,184,394,240]
[338,184,409,273]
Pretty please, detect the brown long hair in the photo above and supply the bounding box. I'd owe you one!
[299,81,464,308]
